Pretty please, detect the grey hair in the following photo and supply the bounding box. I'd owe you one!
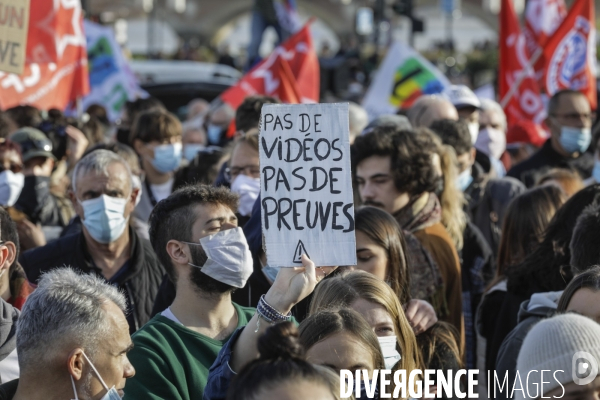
[16,267,127,371]
[72,149,133,194]
[480,98,507,132]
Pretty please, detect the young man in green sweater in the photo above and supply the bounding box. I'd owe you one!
[124,185,255,400]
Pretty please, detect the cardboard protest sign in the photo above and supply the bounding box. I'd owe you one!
[260,103,357,267]
[0,0,29,74]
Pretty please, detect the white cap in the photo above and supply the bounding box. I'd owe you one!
[442,85,481,110]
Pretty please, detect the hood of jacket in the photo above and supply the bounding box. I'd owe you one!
[0,300,18,361]
[517,290,563,323]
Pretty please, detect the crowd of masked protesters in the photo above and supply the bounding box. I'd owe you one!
[0,86,598,400]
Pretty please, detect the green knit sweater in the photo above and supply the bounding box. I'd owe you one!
[123,303,255,400]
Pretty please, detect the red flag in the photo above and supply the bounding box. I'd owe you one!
[0,0,89,110]
[499,0,546,125]
[542,0,597,109]
[221,24,319,108]
[524,0,567,86]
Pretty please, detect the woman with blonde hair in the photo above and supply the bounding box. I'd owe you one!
[309,270,422,374]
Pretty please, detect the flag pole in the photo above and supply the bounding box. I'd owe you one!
[500,48,542,108]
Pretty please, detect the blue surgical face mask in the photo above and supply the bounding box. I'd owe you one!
[71,351,122,400]
[260,258,279,283]
[456,168,473,192]
[150,143,182,173]
[593,160,600,183]
[206,124,223,145]
[183,144,205,162]
[80,194,129,244]
[558,125,592,154]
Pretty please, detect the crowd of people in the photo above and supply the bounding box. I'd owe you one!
[0,84,597,400]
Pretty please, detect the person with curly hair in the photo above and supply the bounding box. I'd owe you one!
[352,127,463,345]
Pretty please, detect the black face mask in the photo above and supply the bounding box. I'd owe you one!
[188,243,234,295]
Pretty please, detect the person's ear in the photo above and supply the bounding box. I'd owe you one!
[470,147,477,164]
[129,187,140,209]
[69,190,84,219]
[1,241,16,269]
[67,348,85,382]
[166,240,191,266]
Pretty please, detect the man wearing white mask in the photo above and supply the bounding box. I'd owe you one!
[508,89,594,187]
[0,140,24,207]
[476,99,508,177]
[19,150,166,334]
[124,185,256,400]
[131,109,183,222]
[226,131,261,224]
[0,267,136,400]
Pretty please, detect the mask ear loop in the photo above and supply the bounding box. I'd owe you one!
[180,240,205,270]
[81,351,110,391]
[71,375,79,400]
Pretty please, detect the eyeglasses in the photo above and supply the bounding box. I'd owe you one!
[551,112,596,124]
[225,165,261,182]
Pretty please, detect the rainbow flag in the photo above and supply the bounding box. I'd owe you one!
[363,42,450,119]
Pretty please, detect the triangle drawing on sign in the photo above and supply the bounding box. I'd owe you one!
[293,240,309,264]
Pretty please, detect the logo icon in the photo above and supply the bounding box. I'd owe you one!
[572,351,598,385]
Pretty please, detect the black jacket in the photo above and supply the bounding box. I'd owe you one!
[460,221,495,369]
[19,227,165,334]
[14,176,72,227]
[464,162,488,219]
[494,292,560,400]
[507,139,594,187]
[0,379,17,400]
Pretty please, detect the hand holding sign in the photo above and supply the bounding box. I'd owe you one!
[260,103,357,267]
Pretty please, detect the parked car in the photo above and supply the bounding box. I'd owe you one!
[130,60,241,115]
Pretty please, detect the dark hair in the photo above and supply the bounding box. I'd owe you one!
[148,184,238,282]
[85,104,110,126]
[354,206,411,304]
[298,308,385,371]
[352,127,438,196]
[0,207,19,262]
[130,109,182,145]
[429,119,472,156]
[492,185,566,289]
[227,322,335,400]
[548,89,587,116]
[124,97,165,124]
[570,202,600,275]
[235,95,279,133]
[81,116,106,147]
[5,105,42,128]
[0,113,15,139]
[557,266,600,312]
[416,322,462,370]
[174,148,225,190]
[506,185,600,297]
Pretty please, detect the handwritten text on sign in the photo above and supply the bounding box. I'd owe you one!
[260,103,357,267]
[0,0,30,74]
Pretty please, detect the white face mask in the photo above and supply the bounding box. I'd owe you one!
[377,335,401,370]
[0,170,24,206]
[475,127,507,160]
[71,351,121,400]
[187,227,254,288]
[230,174,260,217]
[468,122,480,145]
